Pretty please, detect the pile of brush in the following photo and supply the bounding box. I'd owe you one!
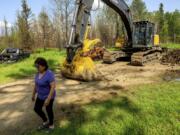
[83,47,106,61]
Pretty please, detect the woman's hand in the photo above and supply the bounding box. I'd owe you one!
[32,85,37,102]
[32,95,36,102]
[44,98,51,106]
[44,81,55,106]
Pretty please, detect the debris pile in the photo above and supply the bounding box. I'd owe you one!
[161,49,180,65]
[83,46,105,61]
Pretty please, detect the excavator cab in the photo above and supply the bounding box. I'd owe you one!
[133,21,155,48]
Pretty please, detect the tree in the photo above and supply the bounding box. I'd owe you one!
[9,26,19,48]
[156,3,169,42]
[160,21,168,43]
[39,8,53,50]
[130,0,148,21]
[4,17,8,38]
[103,6,124,40]
[157,3,164,34]
[95,0,129,47]
[3,17,10,47]
[17,0,33,50]
[95,10,113,47]
[51,0,74,46]
[166,10,180,42]
[96,18,111,47]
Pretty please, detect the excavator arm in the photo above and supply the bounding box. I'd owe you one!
[66,0,133,63]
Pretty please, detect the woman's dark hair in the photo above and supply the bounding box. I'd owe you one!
[34,57,48,70]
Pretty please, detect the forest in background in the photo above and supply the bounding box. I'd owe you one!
[0,0,179,51]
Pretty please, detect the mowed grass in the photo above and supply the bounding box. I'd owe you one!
[26,82,180,135]
[0,49,66,84]
[161,43,180,49]
[107,43,180,50]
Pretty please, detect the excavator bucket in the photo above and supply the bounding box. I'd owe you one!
[61,38,101,81]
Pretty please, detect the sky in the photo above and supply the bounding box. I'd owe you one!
[0,0,49,25]
[142,0,180,12]
[0,0,179,26]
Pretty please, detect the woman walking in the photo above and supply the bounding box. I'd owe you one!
[32,57,56,132]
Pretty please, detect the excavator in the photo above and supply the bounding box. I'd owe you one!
[61,0,162,81]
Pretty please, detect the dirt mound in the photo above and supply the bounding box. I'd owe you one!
[161,49,180,65]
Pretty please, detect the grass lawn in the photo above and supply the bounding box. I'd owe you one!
[161,43,180,49]
[26,82,180,135]
[107,43,180,51]
[0,49,66,84]
[107,47,121,51]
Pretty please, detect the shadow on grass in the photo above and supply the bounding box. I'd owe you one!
[47,59,59,72]
[123,122,145,135]
[27,96,142,135]
[6,68,35,79]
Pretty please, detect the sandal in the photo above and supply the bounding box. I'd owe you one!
[37,122,49,131]
[45,126,54,133]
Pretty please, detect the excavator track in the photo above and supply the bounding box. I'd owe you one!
[131,48,162,66]
[103,50,127,64]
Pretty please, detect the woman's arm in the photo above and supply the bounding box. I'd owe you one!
[32,85,37,101]
[48,81,56,99]
[44,81,55,106]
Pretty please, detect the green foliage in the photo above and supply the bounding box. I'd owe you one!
[156,3,168,42]
[38,8,52,50]
[103,6,123,38]
[160,21,169,42]
[17,0,33,50]
[161,43,180,49]
[96,11,113,47]
[157,3,165,32]
[9,26,20,47]
[165,10,180,42]
[3,17,8,38]
[25,82,180,135]
[130,0,148,21]
[156,4,180,43]
[0,49,66,84]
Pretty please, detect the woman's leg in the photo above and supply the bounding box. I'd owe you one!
[34,97,48,122]
[46,99,54,126]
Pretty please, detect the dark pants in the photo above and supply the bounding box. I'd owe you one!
[34,97,54,125]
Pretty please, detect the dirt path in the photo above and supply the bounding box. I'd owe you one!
[0,62,179,135]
